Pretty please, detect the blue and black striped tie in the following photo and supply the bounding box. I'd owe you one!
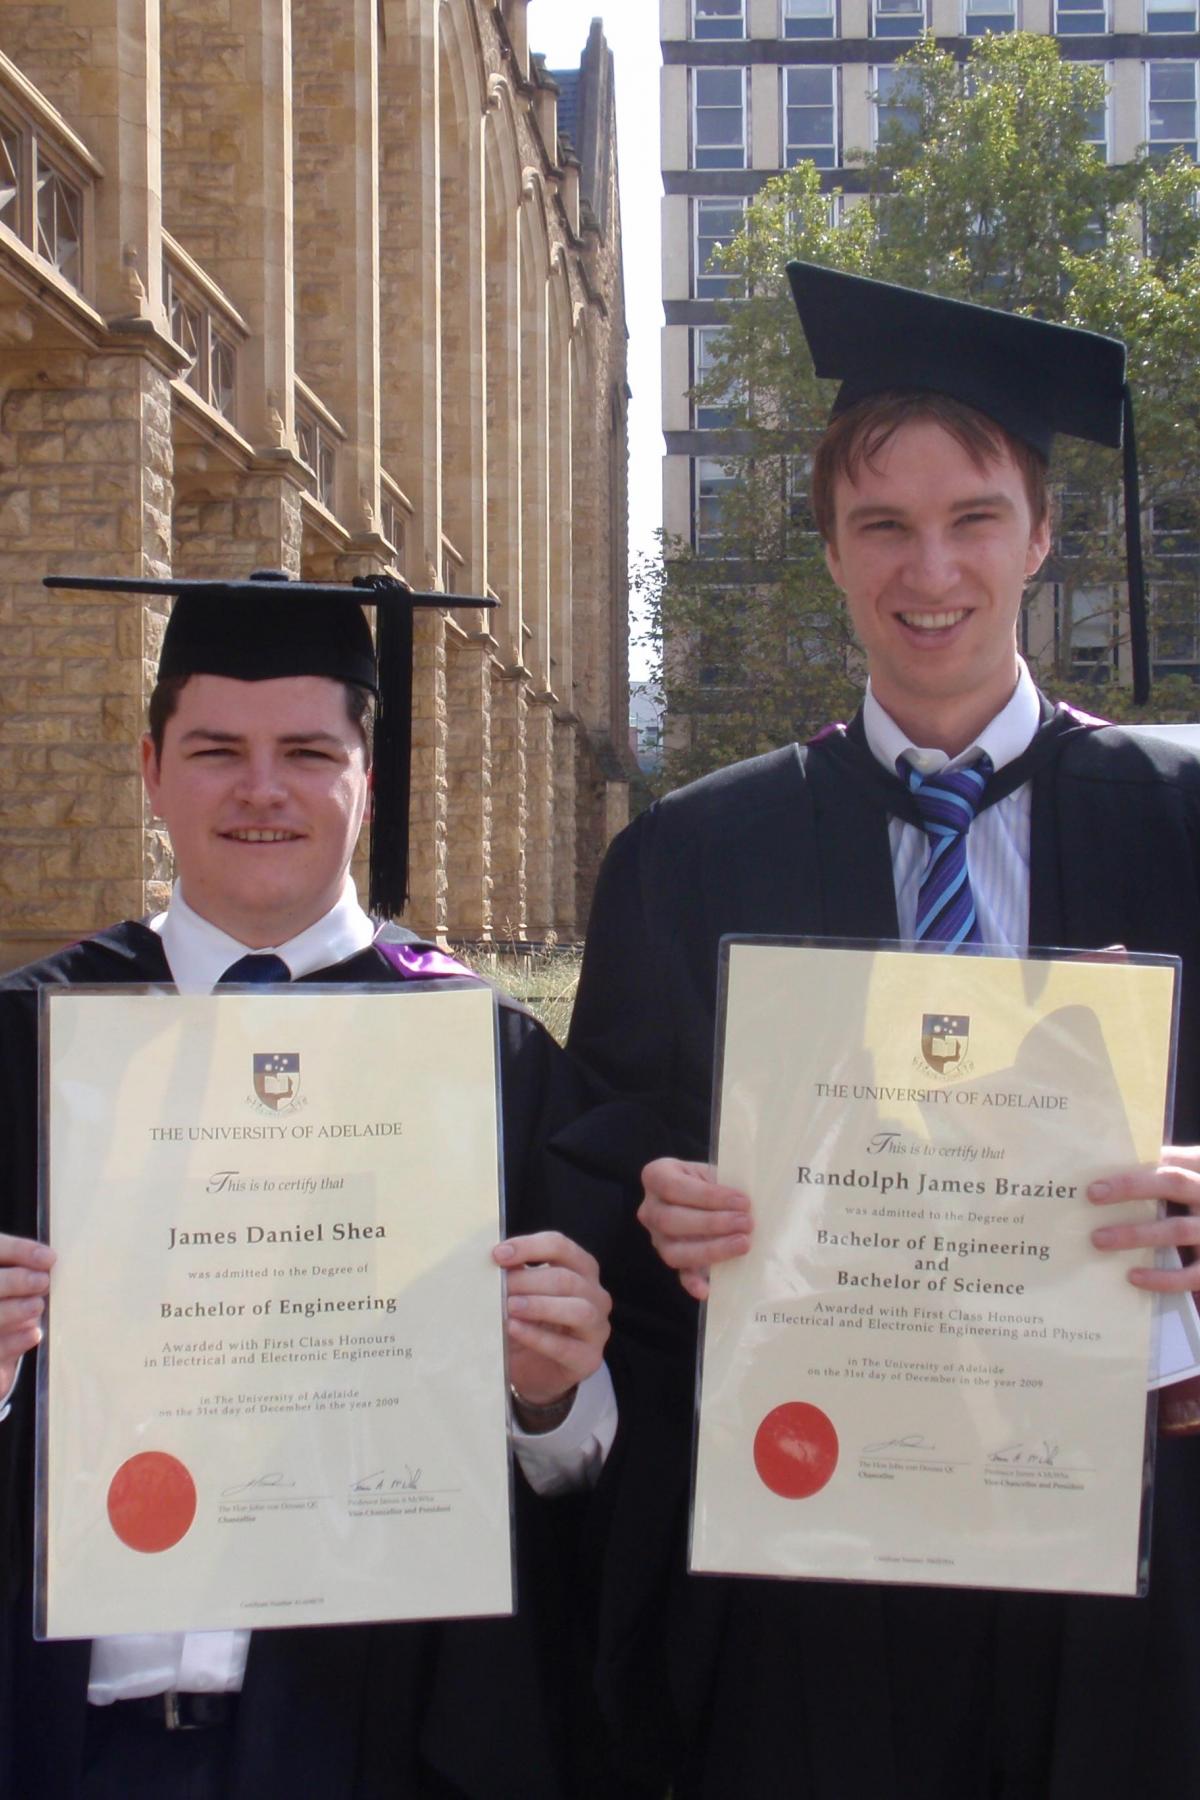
[903,753,993,952]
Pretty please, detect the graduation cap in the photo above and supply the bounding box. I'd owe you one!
[42,568,497,917]
[786,261,1148,703]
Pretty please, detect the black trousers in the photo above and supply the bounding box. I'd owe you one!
[81,1704,235,1800]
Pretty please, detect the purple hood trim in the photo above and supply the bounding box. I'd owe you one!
[372,937,477,981]
[807,721,846,745]
[1058,701,1110,729]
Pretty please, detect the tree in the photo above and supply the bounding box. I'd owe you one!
[651,33,1200,789]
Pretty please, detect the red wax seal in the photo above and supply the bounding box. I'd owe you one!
[107,1451,197,1553]
[753,1402,839,1499]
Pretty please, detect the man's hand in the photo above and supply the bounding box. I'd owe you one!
[0,1233,55,1399]
[493,1231,612,1418]
[637,1158,753,1301]
[1090,1147,1200,1287]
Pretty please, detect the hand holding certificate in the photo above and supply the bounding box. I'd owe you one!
[36,982,514,1639]
[689,941,1178,1598]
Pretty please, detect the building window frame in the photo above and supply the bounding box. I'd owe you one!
[692,325,745,429]
[162,237,245,426]
[1054,0,1110,33]
[1077,62,1113,161]
[693,196,747,298]
[1055,585,1121,678]
[1146,0,1198,31]
[693,455,739,554]
[693,67,748,171]
[693,0,746,36]
[783,0,838,38]
[871,65,924,147]
[963,0,1016,33]
[0,101,93,297]
[1149,495,1200,669]
[379,471,413,577]
[1146,59,1199,159]
[784,65,840,169]
[871,0,928,39]
[784,454,820,555]
[295,379,344,514]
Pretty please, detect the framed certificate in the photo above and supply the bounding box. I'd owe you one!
[691,940,1178,1598]
[35,982,514,1637]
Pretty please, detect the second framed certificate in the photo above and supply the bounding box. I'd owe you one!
[691,941,1178,1598]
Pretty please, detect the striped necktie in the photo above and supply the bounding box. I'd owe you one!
[902,753,993,951]
[217,953,291,984]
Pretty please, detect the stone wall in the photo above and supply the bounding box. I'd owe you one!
[0,0,633,966]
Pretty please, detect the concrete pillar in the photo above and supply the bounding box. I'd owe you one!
[408,608,449,935]
[519,187,550,690]
[553,713,578,939]
[79,0,166,327]
[379,7,446,928]
[524,691,555,937]
[293,0,382,537]
[548,266,573,710]
[445,634,494,938]
[379,4,441,560]
[484,109,523,654]
[489,669,527,938]
[161,0,296,452]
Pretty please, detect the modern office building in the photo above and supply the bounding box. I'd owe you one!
[660,0,1200,687]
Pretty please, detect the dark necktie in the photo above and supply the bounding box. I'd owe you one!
[902,753,993,951]
[217,953,291,984]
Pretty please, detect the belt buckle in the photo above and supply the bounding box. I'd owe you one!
[162,1692,195,1732]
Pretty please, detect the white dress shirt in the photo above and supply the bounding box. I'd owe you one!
[0,879,617,1701]
[862,660,1041,950]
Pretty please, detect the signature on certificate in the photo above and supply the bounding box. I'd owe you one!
[862,1434,939,1458]
[988,1439,1060,1467]
[351,1467,425,1494]
[221,1472,298,1497]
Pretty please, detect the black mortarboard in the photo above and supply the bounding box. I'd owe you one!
[786,261,1148,702]
[43,568,496,917]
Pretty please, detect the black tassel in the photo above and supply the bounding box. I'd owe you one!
[1123,385,1149,706]
[359,578,414,918]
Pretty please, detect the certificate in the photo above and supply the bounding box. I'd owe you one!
[36,982,514,1638]
[691,942,1178,1597]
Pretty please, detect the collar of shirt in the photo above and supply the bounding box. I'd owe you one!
[862,659,1041,779]
[148,879,376,991]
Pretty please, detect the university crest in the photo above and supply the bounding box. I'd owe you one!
[920,1014,969,1076]
[253,1051,301,1112]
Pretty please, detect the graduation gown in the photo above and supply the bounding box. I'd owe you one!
[0,922,681,1800]
[568,705,1200,1800]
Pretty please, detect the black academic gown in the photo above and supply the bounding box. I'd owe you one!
[569,704,1200,1800]
[0,922,680,1800]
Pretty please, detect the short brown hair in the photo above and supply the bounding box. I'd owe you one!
[811,391,1050,545]
[146,674,375,761]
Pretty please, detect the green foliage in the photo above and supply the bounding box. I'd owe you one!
[649,34,1200,788]
[1051,671,1200,724]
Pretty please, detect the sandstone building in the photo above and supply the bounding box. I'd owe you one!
[0,0,632,964]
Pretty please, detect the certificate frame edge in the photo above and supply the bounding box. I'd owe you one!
[685,937,737,1579]
[34,978,516,1639]
[688,932,1180,1598]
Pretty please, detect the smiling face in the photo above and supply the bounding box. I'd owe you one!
[823,418,1051,755]
[141,674,370,947]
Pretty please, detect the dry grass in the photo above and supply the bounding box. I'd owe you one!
[456,943,583,1045]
